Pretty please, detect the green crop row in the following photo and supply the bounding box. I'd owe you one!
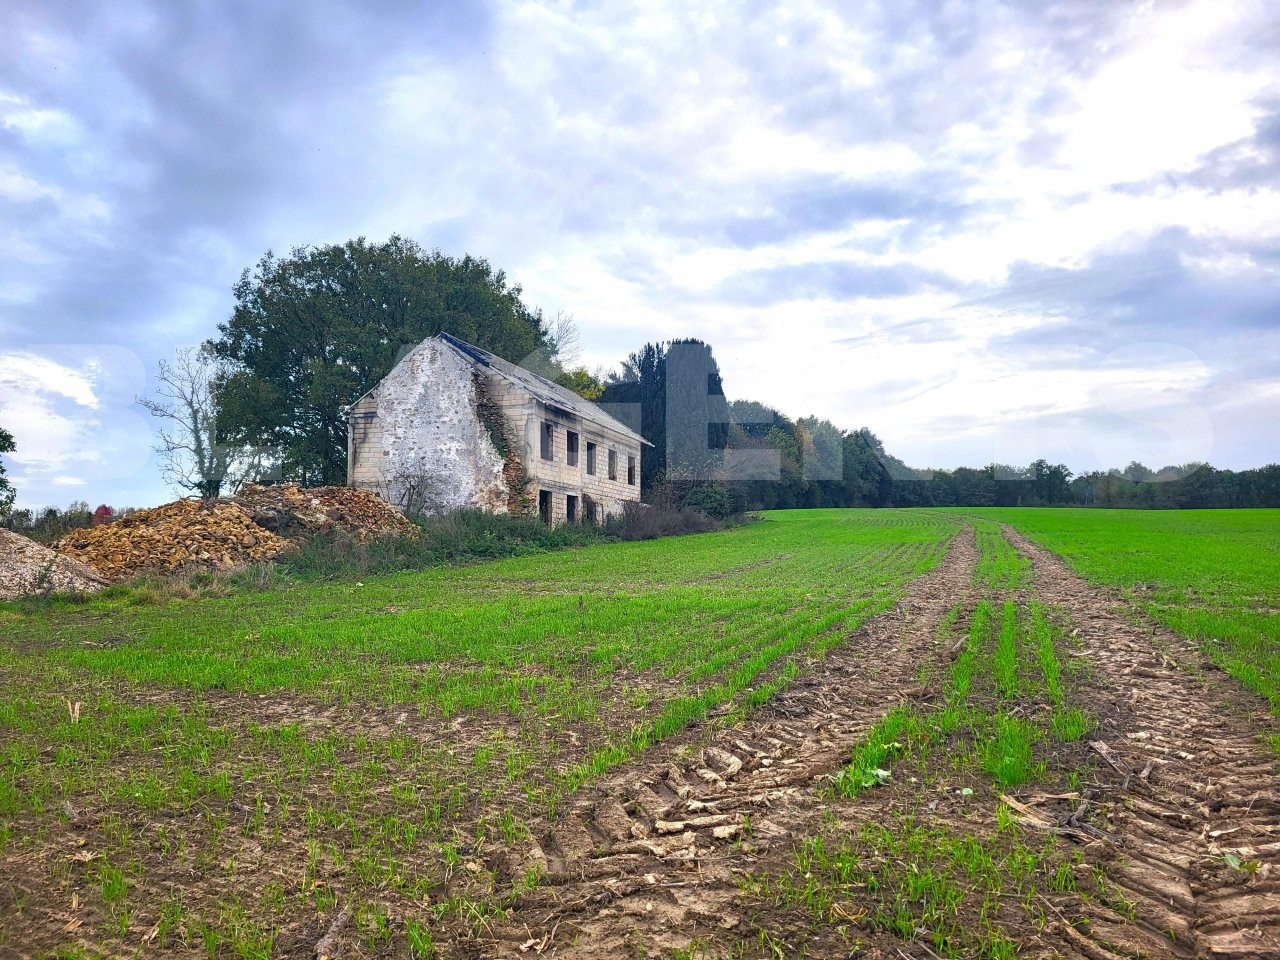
[973,522,1031,590]
[836,598,1091,796]
[966,508,1280,719]
[753,569,1101,958]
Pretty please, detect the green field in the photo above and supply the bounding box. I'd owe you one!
[0,510,955,958]
[976,508,1280,713]
[2,506,1277,958]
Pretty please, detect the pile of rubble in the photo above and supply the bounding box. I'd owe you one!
[54,499,291,582]
[0,529,108,601]
[46,484,414,584]
[232,484,416,542]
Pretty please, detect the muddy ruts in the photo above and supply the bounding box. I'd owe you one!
[1006,527,1280,960]
[478,528,980,958]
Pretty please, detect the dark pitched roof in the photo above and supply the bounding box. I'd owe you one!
[438,333,649,445]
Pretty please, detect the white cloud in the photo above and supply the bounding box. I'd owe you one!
[2,0,1278,504]
[0,348,152,506]
[0,352,101,470]
[1052,0,1270,187]
[0,92,82,147]
[0,351,100,409]
[0,165,56,203]
[0,159,110,226]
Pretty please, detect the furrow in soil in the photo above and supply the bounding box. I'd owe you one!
[477,527,979,958]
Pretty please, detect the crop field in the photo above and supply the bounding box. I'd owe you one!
[1,508,1277,959]
[979,508,1280,719]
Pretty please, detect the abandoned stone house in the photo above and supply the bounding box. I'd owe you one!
[346,333,648,524]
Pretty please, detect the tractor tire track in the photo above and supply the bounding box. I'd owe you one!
[478,527,978,959]
[1006,528,1280,960]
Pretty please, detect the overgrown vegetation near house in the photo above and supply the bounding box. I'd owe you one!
[280,501,749,581]
[1,499,750,612]
[279,509,614,581]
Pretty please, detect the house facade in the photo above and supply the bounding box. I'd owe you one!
[347,333,647,524]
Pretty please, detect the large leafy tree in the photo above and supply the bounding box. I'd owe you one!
[0,425,15,517]
[1026,458,1074,504]
[601,342,667,492]
[842,427,894,506]
[209,236,554,485]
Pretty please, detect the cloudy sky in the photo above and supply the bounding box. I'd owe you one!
[2,0,1278,509]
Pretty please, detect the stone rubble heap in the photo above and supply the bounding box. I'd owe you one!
[53,499,290,582]
[0,529,108,601]
[45,484,414,584]
[232,483,417,542]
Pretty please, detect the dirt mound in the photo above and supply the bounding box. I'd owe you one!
[0,529,109,600]
[54,499,290,582]
[232,483,416,542]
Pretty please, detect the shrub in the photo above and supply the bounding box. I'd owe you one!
[608,501,722,541]
[19,504,95,544]
[277,508,613,581]
[680,485,746,519]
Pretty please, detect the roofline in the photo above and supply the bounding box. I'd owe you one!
[342,338,435,412]
[344,333,653,447]
[436,333,653,446]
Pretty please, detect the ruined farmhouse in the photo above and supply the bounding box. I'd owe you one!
[347,333,648,524]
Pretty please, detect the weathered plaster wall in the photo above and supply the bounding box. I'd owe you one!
[347,394,382,491]
[348,336,645,525]
[352,342,509,514]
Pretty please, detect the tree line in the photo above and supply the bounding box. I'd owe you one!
[600,338,1280,511]
[880,460,1280,509]
[1,236,1275,517]
[3,502,130,544]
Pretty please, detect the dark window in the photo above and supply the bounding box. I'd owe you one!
[538,490,552,525]
[708,422,730,449]
[566,494,577,523]
[608,448,618,481]
[627,455,636,486]
[540,421,554,461]
[567,431,579,466]
[586,441,597,475]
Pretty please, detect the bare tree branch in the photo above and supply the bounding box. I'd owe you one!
[138,346,276,499]
[547,309,581,368]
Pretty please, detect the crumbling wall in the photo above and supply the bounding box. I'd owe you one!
[474,373,534,515]
[519,405,644,524]
[367,341,510,514]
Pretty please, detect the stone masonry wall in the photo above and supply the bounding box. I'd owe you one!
[518,399,643,525]
[350,341,509,514]
[349,338,644,525]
